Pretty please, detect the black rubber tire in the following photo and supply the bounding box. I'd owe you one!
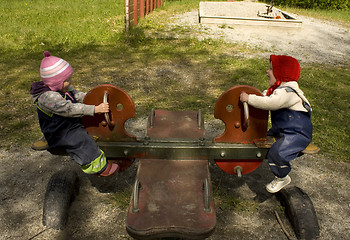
[42,170,79,230]
[276,186,320,240]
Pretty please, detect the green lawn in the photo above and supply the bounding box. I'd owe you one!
[281,7,350,28]
[0,0,349,163]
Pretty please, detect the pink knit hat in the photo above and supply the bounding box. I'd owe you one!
[40,51,73,91]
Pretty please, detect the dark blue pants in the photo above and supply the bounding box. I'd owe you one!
[63,127,101,166]
[267,109,312,178]
[48,125,107,174]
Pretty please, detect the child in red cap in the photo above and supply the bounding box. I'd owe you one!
[30,51,119,176]
[240,55,312,193]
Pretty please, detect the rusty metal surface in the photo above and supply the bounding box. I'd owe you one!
[126,159,216,239]
[127,109,215,238]
[146,109,204,140]
[98,140,267,161]
[214,85,268,144]
[82,84,136,142]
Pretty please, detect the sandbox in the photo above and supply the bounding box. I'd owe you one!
[199,2,302,27]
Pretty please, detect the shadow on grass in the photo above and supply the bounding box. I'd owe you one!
[0,27,269,151]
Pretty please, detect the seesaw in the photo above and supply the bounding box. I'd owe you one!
[41,84,320,240]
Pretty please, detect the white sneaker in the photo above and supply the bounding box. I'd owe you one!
[266,175,291,193]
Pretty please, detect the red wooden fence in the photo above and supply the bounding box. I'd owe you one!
[125,0,164,30]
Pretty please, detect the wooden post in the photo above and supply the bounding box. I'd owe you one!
[139,0,143,18]
[133,0,138,25]
[125,0,163,29]
[140,0,145,18]
[145,0,149,15]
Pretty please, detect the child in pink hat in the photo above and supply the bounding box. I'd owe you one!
[240,55,313,193]
[30,51,119,176]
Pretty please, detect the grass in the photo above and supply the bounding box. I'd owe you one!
[105,187,133,209]
[302,66,350,159]
[0,0,350,164]
[279,6,350,28]
[0,0,124,52]
[214,188,260,213]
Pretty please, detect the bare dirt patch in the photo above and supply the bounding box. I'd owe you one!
[1,123,350,240]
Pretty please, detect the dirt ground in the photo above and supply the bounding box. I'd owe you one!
[1,2,350,240]
[1,132,350,240]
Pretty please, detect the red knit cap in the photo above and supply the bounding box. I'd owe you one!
[266,55,300,96]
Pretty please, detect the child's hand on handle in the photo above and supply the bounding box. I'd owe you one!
[94,102,109,114]
[240,92,249,103]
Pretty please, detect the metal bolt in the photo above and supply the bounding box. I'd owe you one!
[101,121,107,127]
[256,151,262,158]
[220,151,226,158]
[124,149,129,156]
[234,165,243,178]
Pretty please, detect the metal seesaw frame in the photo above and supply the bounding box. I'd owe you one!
[41,84,320,240]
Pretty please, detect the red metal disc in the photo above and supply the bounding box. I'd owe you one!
[82,84,136,142]
[215,159,263,175]
[214,85,268,175]
[214,85,268,143]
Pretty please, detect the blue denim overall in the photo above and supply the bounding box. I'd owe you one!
[36,90,107,174]
[267,87,313,178]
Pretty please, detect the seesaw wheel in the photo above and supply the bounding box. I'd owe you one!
[214,85,268,176]
[42,170,79,230]
[83,84,136,142]
[276,186,320,240]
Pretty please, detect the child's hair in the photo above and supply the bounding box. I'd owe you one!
[266,55,300,96]
[40,51,73,91]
